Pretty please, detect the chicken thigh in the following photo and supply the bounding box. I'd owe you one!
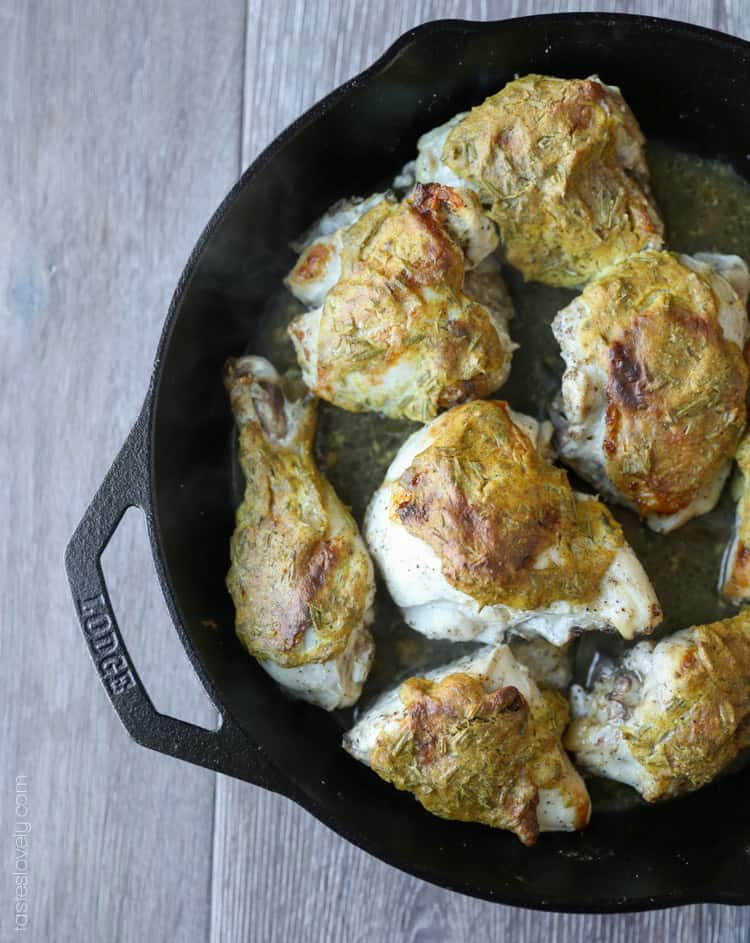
[286,183,515,422]
[721,431,750,600]
[414,74,664,287]
[565,609,750,801]
[343,645,591,845]
[364,400,661,646]
[552,250,750,532]
[225,356,375,709]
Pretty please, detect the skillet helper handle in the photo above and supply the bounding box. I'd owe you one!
[65,408,288,793]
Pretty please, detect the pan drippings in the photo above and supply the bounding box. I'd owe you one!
[235,142,750,808]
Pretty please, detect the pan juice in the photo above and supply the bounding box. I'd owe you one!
[239,143,750,810]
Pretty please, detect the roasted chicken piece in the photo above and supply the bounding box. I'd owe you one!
[565,609,750,801]
[344,645,591,845]
[552,250,750,532]
[285,193,388,308]
[286,184,515,422]
[225,356,375,709]
[414,74,664,287]
[364,400,661,647]
[509,637,575,692]
[721,431,750,600]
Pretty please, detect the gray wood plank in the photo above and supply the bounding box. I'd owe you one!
[213,1,750,941]
[240,0,750,168]
[7,0,750,940]
[0,1,245,940]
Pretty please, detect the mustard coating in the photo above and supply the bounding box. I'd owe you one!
[443,74,664,287]
[368,671,578,845]
[226,362,372,667]
[627,611,750,800]
[289,185,512,422]
[575,251,747,516]
[391,400,623,610]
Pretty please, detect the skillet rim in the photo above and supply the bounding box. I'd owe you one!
[143,13,750,912]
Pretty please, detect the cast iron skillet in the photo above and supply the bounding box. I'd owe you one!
[66,14,750,912]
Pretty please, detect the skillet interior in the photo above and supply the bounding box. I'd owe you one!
[150,15,750,910]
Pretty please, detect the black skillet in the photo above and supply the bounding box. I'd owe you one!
[65,15,750,912]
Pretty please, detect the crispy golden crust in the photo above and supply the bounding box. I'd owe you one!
[368,671,577,845]
[576,251,747,516]
[443,74,663,287]
[626,611,750,800]
[390,400,623,609]
[289,184,510,422]
[721,433,750,600]
[225,363,372,668]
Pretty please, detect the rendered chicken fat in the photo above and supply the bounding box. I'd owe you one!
[364,400,661,646]
[415,74,664,287]
[344,646,591,845]
[565,609,750,801]
[552,250,750,531]
[225,356,375,709]
[286,183,515,422]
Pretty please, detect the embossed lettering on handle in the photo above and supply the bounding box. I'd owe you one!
[79,594,137,696]
[65,408,290,795]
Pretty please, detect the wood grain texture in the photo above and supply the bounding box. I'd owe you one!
[1,1,244,940]
[4,0,750,941]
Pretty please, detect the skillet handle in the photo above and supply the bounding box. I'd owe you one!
[64,406,291,794]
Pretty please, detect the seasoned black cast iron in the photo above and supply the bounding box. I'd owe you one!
[65,15,750,912]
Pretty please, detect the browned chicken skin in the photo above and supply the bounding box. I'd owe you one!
[415,74,664,287]
[225,356,375,709]
[566,609,750,801]
[365,400,661,646]
[286,184,515,422]
[344,646,591,845]
[552,250,749,531]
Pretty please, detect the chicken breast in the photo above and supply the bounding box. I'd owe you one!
[414,74,664,287]
[721,431,750,601]
[565,609,750,801]
[552,250,750,532]
[343,645,591,845]
[286,183,515,422]
[225,356,375,709]
[364,400,661,647]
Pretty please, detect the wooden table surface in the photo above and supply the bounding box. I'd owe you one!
[4,1,750,940]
